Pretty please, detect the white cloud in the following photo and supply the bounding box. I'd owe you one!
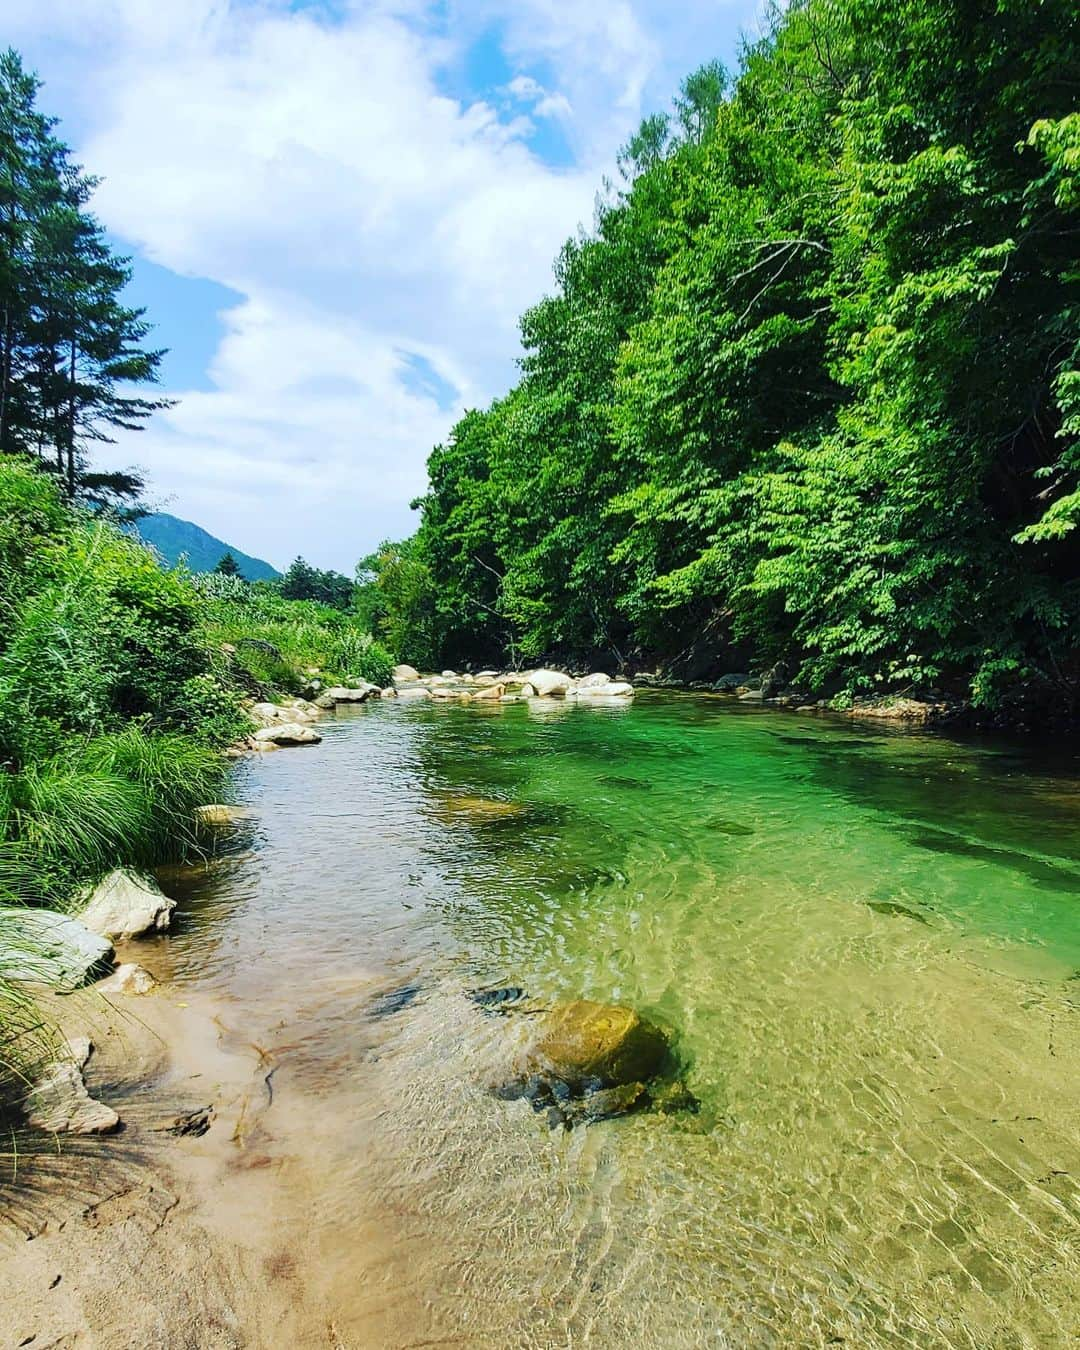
[7,0,761,569]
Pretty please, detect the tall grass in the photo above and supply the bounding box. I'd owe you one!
[0,728,230,908]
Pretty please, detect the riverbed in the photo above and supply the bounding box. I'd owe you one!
[13,693,1080,1346]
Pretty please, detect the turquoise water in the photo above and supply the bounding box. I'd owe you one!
[160,694,1080,1346]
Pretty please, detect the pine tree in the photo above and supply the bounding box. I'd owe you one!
[0,48,170,509]
[214,551,240,576]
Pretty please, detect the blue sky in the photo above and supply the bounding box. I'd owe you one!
[7,0,763,571]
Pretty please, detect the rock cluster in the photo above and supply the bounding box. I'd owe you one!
[388,666,637,704]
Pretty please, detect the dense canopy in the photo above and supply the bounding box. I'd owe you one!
[364,0,1079,713]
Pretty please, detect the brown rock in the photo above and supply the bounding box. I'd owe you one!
[523,999,668,1090]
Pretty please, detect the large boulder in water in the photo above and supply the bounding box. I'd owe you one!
[79,870,176,940]
[392,663,420,682]
[521,999,668,1090]
[531,669,573,698]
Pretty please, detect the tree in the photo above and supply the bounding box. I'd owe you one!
[214,551,240,576]
[392,2,1080,713]
[279,556,354,610]
[0,48,169,509]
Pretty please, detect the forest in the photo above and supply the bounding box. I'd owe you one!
[360,0,1079,715]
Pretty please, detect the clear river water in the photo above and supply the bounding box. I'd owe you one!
[157,693,1080,1347]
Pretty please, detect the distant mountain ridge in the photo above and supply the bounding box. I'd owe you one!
[133,512,280,581]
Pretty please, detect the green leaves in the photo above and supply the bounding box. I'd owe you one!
[392,1,1079,710]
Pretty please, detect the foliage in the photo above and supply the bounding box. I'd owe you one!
[278,555,354,610]
[214,550,240,576]
[202,583,394,690]
[0,48,169,508]
[384,0,1079,709]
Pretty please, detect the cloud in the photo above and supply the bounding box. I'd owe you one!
[8,0,761,569]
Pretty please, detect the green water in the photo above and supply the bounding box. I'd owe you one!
[165,693,1080,1346]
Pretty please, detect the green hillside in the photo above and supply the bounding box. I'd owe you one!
[134,513,280,581]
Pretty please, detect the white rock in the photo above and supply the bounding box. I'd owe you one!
[531,669,573,697]
[392,663,420,681]
[441,669,457,679]
[577,681,634,698]
[25,1038,120,1134]
[0,907,113,987]
[380,686,397,699]
[97,962,156,996]
[252,722,322,745]
[249,702,283,725]
[80,870,176,940]
[577,672,611,688]
[325,685,374,702]
[395,686,432,701]
[520,683,537,698]
[476,669,500,679]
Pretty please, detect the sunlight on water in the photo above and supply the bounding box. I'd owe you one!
[160,695,1080,1347]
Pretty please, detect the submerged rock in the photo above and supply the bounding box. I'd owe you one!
[80,870,176,940]
[368,982,422,1017]
[0,907,113,987]
[866,900,931,925]
[521,999,668,1091]
[468,985,527,1010]
[441,794,529,822]
[25,1037,119,1135]
[97,962,157,995]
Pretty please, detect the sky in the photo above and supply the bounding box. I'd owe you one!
[7,0,764,572]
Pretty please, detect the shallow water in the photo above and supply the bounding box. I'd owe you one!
[160,694,1080,1346]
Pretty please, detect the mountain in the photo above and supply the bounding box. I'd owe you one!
[133,513,280,581]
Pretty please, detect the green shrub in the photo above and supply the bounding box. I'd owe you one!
[327,630,394,686]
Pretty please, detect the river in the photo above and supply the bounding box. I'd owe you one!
[138,693,1080,1345]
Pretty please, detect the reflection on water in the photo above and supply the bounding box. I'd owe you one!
[161,696,1080,1346]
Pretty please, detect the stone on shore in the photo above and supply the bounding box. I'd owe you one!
[522,999,668,1090]
[249,702,283,726]
[392,664,421,682]
[252,722,322,745]
[395,686,432,701]
[97,962,157,995]
[194,804,245,827]
[25,1037,120,1135]
[0,907,114,987]
[531,669,573,698]
[577,672,611,688]
[80,869,176,940]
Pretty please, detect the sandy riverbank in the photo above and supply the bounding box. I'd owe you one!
[0,960,400,1349]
